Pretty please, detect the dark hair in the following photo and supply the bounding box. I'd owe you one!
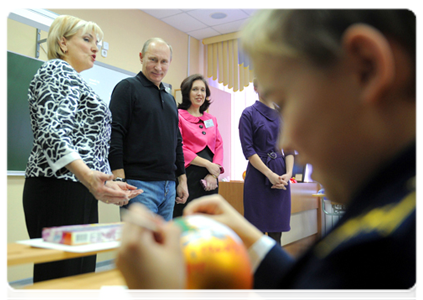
[242,9,415,97]
[178,74,211,114]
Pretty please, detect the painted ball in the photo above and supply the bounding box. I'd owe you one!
[173,215,253,289]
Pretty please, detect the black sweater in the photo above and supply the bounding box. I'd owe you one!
[108,71,185,181]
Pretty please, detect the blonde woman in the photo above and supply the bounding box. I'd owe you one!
[23,15,141,282]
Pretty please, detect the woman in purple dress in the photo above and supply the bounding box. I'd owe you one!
[238,79,294,245]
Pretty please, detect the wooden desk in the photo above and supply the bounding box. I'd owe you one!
[218,180,244,215]
[219,181,320,215]
[219,181,320,257]
[8,242,122,289]
[24,268,125,289]
[8,242,117,266]
[24,269,126,300]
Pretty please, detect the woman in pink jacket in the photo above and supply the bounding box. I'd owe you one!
[173,74,224,218]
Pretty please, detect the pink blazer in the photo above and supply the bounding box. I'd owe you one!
[178,109,224,170]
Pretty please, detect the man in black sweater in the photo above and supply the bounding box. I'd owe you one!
[108,37,188,221]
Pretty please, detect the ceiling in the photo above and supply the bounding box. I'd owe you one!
[141,9,258,40]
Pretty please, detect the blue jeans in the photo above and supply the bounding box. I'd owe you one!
[122,180,176,221]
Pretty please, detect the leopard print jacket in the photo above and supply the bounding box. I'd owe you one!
[25,59,112,182]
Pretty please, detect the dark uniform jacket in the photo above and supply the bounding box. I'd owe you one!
[254,142,416,289]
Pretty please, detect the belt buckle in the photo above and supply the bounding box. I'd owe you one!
[267,151,277,159]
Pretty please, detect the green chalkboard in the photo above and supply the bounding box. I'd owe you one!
[7,51,43,172]
[7,51,139,173]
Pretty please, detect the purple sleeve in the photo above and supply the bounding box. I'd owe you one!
[238,109,256,159]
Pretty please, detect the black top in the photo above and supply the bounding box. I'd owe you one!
[108,71,185,181]
[254,141,416,289]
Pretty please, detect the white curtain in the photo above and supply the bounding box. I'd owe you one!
[204,37,253,92]
[208,78,257,180]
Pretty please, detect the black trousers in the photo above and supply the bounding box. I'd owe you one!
[173,147,218,218]
[267,232,282,246]
[22,177,98,282]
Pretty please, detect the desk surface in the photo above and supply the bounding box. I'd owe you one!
[8,242,117,266]
[24,268,125,289]
[8,242,123,289]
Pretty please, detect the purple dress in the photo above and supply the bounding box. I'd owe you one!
[239,101,292,232]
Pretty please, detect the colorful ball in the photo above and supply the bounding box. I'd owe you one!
[173,215,253,289]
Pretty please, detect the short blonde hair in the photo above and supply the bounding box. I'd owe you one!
[47,15,104,60]
[242,10,415,68]
[253,78,259,89]
[241,10,298,61]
